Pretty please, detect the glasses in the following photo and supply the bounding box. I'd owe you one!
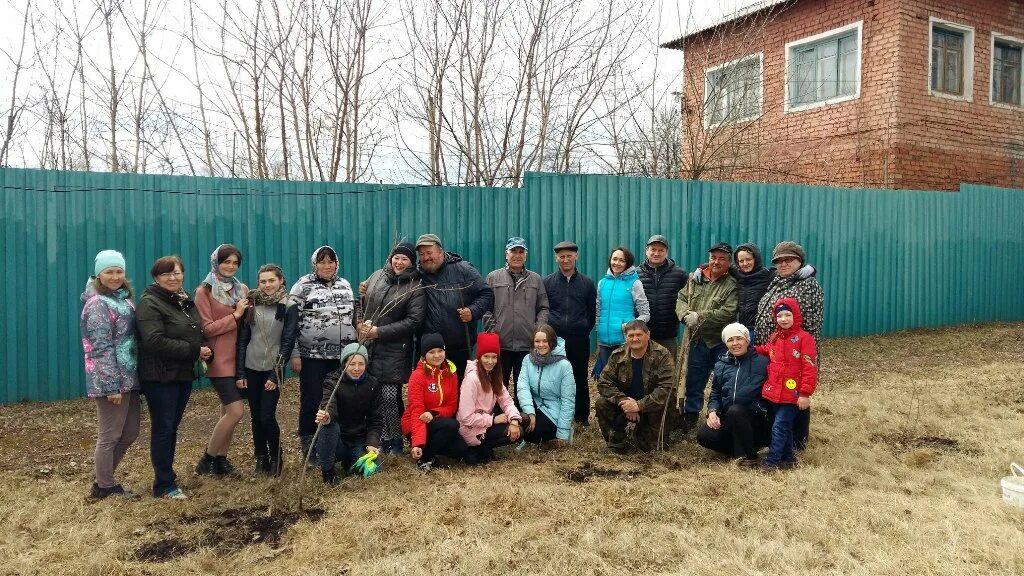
[159,271,184,278]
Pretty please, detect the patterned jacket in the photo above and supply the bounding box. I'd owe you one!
[289,273,358,359]
[80,280,139,397]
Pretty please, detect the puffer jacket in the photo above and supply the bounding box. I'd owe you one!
[361,266,425,384]
[456,360,521,446]
[542,269,596,339]
[707,348,769,415]
[730,244,774,328]
[484,267,549,352]
[596,266,650,346]
[319,369,385,449]
[516,339,576,441]
[755,298,818,404]
[674,271,737,347]
[401,358,460,447]
[596,340,675,413]
[638,258,687,341]
[136,284,204,383]
[80,279,139,397]
[417,252,494,351]
[753,273,824,346]
[289,273,358,360]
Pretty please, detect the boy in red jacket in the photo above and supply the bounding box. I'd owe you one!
[755,298,817,470]
[400,333,468,471]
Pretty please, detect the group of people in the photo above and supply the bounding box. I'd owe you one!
[80,232,825,499]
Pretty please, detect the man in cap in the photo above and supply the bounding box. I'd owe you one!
[415,233,494,381]
[637,235,687,359]
[674,242,738,433]
[484,237,549,388]
[543,240,597,426]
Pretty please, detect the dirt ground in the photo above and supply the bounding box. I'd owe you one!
[1,324,1023,575]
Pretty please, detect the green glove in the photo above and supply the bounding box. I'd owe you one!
[350,451,380,478]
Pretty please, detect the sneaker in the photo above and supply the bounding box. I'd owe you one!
[213,455,238,477]
[514,440,528,452]
[733,456,760,469]
[195,453,217,476]
[160,487,187,500]
[416,460,433,473]
[91,483,134,499]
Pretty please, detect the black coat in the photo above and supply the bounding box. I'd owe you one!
[730,243,774,328]
[417,252,493,351]
[708,349,770,416]
[235,302,299,380]
[542,269,597,339]
[136,284,204,383]
[361,266,425,384]
[319,370,385,448]
[638,258,687,341]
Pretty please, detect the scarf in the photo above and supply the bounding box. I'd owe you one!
[311,246,340,286]
[250,287,288,307]
[529,349,566,367]
[201,245,245,306]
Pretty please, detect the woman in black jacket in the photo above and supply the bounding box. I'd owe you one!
[357,242,425,454]
[235,264,299,476]
[136,256,212,500]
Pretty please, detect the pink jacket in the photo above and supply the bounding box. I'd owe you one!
[456,360,521,446]
[194,284,248,378]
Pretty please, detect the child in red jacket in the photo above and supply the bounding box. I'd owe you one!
[400,333,468,471]
[755,297,817,470]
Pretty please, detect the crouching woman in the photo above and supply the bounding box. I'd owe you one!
[401,333,467,471]
[456,332,522,463]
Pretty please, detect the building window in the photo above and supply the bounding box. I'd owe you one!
[992,35,1023,106]
[784,21,862,113]
[928,18,974,101]
[704,54,762,127]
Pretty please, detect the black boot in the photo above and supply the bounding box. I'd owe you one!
[254,455,271,476]
[213,455,237,476]
[268,455,283,477]
[321,467,339,486]
[195,452,217,476]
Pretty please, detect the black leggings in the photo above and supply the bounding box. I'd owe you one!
[244,369,281,459]
[420,418,468,462]
[522,411,558,444]
[695,404,771,459]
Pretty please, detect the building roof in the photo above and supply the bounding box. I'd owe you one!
[661,0,793,50]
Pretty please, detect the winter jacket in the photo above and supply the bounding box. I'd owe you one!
[674,271,737,347]
[235,301,299,381]
[195,283,249,378]
[136,284,204,383]
[417,252,494,351]
[516,339,576,441]
[596,341,675,414]
[638,258,688,341]
[729,244,775,328]
[289,273,358,359]
[753,273,824,347]
[361,266,426,384]
[401,359,460,447]
[319,369,385,449]
[484,267,549,352]
[542,269,596,339]
[80,280,139,397]
[596,267,651,346]
[755,298,818,405]
[456,360,522,446]
[707,348,770,415]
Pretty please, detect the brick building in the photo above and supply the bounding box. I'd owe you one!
[662,0,1024,190]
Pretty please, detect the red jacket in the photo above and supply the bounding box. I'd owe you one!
[755,297,818,404]
[400,358,459,447]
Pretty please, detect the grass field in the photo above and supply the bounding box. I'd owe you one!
[1,323,1023,575]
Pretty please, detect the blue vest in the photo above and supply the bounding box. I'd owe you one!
[598,267,639,345]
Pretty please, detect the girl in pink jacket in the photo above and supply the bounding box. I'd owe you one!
[456,333,522,463]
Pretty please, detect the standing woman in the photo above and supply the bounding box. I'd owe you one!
[194,244,250,476]
[236,264,298,476]
[517,325,576,447]
[400,333,467,471]
[136,256,212,500]
[593,246,650,377]
[358,242,425,455]
[289,246,358,460]
[81,250,141,499]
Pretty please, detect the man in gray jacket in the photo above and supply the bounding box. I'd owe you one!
[484,236,549,389]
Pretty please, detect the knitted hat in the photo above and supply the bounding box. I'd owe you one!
[771,241,806,265]
[420,333,445,354]
[94,250,126,276]
[340,343,369,367]
[390,242,417,262]
[774,301,794,315]
[721,323,750,343]
[476,332,501,359]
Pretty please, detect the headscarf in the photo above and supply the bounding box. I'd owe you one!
[201,244,246,306]
[311,245,340,285]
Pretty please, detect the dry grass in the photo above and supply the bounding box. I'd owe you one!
[2,324,1023,575]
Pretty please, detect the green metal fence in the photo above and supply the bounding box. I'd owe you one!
[2,167,1022,403]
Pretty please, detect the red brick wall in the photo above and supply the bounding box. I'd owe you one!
[676,0,1024,190]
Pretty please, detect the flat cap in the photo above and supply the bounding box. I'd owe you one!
[646,234,669,248]
[415,233,443,249]
[708,241,733,254]
[553,240,579,252]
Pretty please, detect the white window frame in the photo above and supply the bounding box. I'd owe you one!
[702,52,764,128]
[783,21,863,114]
[990,32,1024,108]
[928,17,975,102]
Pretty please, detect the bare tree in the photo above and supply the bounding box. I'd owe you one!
[0,0,33,167]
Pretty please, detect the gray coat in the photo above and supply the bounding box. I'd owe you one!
[483,267,549,352]
[360,267,426,384]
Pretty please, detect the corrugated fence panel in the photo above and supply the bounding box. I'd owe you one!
[1,168,1023,403]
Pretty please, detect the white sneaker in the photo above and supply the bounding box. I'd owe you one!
[160,487,187,500]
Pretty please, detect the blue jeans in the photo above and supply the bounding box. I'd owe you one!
[683,341,726,414]
[141,380,193,497]
[766,403,798,465]
[316,422,365,474]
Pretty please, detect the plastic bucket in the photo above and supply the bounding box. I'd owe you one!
[1001,463,1024,509]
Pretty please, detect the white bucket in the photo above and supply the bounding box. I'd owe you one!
[1001,463,1024,509]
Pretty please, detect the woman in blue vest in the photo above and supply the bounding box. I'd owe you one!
[592,246,650,378]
